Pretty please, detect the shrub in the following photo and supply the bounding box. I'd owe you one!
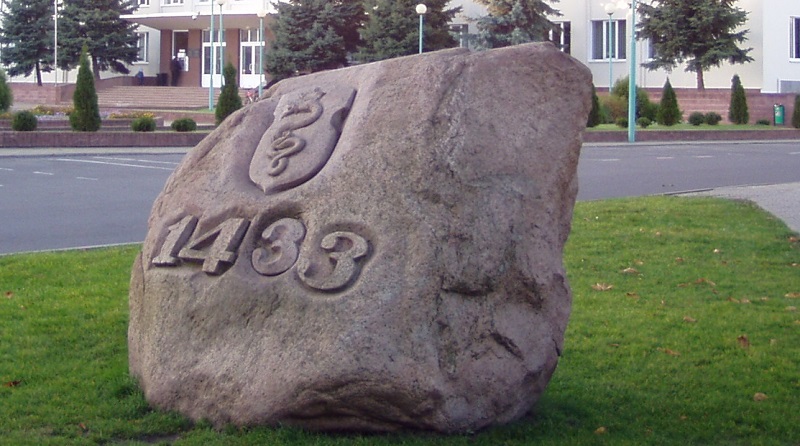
[0,70,13,113]
[657,78,681,126]
[171,118,197,132]
[705,112,723,125]
[587,84,602,128]
[729,74,749,125]
[637,117,652,128]
[611,76,656,120]
[792,96,800,129]
[755,119,770,126]
[688,112,706,126]
[12,110,37,131]
[131,116,157,132]
[216,62,243,125]
[70,45,101,132]
[31,105,73,116]
[615,117,628,128]
[601,94,627,123]
[109,111,155,120]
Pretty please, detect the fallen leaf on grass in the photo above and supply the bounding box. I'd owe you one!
[789,236,799,243]
[785,293,800,299]
[760,297,770,302]
[3,380,21,387]
[626,292,640,299]
[592,283,614,291]
[621,267,640,275]
[594,426,607,435]
[4,291,12,299]
[679,278,717,288]
[675,257,685,263]
[728,297,740,303]
[791,263,799,268]
[658,348,680,356]
[740,298,751,304]
[713,248,722,254]
[786,306,797,312]
[753,393,768,401]
[737,335,750,348]
[683,316,697,323]
[79,423,89,433]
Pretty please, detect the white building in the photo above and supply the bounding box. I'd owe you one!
[3,0,799,94]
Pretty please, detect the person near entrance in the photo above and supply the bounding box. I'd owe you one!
[171,56,183,86]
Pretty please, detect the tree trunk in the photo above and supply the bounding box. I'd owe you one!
[92,55,101,80]
[696,70,705,91]
[35,61,43,86]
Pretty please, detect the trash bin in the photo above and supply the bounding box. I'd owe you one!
[156,73,168,86]
[774,104,785,125]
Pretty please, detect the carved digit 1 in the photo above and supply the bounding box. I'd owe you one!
[152,215,198,266]
[298,231,368,292]
[252,218,306,276]
[178,218,250,275]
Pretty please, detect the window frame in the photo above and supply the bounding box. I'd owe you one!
[591,19,626,61]
[791,17,800,60]
[135,32,149,63]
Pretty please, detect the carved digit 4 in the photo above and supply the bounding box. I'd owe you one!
[298,231,368,292]
[152,215,198,266]
[252,218,306,276]
[178,218,250,275]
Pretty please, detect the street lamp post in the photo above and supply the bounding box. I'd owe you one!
[416,4,427,54]
[627,0,637,143]
[218,0,226,76]
[604,3,615,94]
[257,9,267,98]
[209,0,215,109]
[54,0,58,86]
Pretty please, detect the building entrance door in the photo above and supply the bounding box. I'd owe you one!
[201,30,224,88]
[240,29,263,89]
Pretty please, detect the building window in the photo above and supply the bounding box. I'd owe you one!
[161,0,183,5]
[592,19,626,60]
[548,21,571,54]
[136,32,148,62]
[449,24,469,48]
[138,0,149,5]
[791,17,800,59]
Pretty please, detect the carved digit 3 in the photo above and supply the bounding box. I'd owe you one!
[252,218,306,276]
[298,231,369,292]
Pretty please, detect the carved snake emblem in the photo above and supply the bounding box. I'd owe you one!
[266,91,325,177]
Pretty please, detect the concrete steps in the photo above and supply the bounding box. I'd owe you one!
[97,86,221,110]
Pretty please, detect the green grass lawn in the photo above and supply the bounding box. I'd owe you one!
[1,197,798,445]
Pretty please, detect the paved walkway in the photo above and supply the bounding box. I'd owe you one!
[684,182,800,233]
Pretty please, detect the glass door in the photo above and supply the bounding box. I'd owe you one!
[240,29,264,89]
[201,30,225,88]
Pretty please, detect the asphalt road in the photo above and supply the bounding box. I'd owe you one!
[1,141,799,255]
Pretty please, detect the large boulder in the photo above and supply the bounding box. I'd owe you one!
[129,43,592,433]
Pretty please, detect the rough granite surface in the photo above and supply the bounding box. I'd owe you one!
[129,42,593,433]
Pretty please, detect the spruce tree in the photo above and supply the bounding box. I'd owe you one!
[728,74,749,125]
[58,0,139,79]
[792,95,800,129]
[70,46,102,132]
[0,70,14,113]
[586,84,601,128]
[265,0,364,81]
[357,0,459,63]
[216,62,243,125]
[0,0,54,86]
[657,78,681,126]
[638,0,753,90]
[474,0,561,49]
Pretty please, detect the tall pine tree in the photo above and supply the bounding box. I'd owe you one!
[638,0,753,90]
[70,45,101,132]
[58,0,139,79]
[474,0,561,49]
[0,0,54,85]
[265,0,364,81]
[357,0,459,63]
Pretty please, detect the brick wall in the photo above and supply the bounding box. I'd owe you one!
[645,88,797,125]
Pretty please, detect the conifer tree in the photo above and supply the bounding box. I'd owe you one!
[265,0,364,81]
[586,84,601,128]
[638,0,753,90]
[70,46,101,132]
[0,0,54,86]
[474,0,561,49]
[728,74,749,124]
[216,62,243,125]
[792,96,800,129]
[657,78,681,126]
[58,0,139,79]
[0,70,14,113]
[357,0,459,62]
